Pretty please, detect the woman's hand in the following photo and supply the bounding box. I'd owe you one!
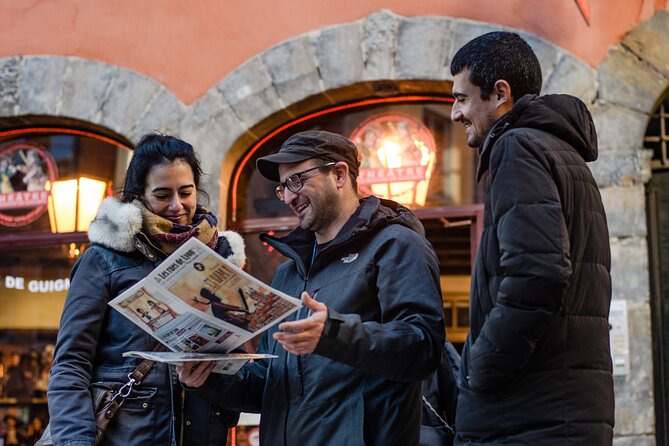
[176,361,216,388]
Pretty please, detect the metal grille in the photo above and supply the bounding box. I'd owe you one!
[645,97,669,170]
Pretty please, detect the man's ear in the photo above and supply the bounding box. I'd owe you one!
[493,79,513,114]
[334,162,349,188]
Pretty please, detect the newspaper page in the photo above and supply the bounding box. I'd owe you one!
[122,352,277,375]
[109,237,301,374]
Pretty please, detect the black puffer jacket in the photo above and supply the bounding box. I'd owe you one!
[198,196,445,445]
[455,95,614,445]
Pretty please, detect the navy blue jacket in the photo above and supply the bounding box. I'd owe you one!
[198,196,445,445]
[48,199,244,446]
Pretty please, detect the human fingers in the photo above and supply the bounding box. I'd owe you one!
[276,338,317,355]
[278,317,316,333]
[178,361,215,388]
[301,291,326,312]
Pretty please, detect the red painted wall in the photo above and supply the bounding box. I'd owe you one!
[0,0,664,103]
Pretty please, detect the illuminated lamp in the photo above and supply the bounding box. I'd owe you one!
[47,177,107,233]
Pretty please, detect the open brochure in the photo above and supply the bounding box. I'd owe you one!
[109,237,302,374]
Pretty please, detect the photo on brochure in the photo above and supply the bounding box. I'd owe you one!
[117,287,180,331]
[167,253,299,332]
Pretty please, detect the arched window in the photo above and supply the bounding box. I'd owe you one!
[0,124,131,425]
[228,95,484,345]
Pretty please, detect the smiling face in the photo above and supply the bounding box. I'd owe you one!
[278,159,340,236]
[142,159,197,226]
[451,69,501,148]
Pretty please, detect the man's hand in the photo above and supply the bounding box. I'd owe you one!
[176,361,216,388]
[273,291,327,355]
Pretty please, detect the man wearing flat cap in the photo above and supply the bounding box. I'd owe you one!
[179,130,445,445]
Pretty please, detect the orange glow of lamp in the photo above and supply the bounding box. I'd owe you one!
[47,177,107,233]
[350,113,437,207]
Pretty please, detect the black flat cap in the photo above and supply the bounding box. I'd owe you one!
[256,130,360,182]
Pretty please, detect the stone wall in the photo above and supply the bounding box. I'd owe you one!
[595,10,669,444]
[1,8,667,443]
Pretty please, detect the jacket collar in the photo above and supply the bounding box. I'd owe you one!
[88,198,143,252]
[260,196,425,274]
[476,94,535,182]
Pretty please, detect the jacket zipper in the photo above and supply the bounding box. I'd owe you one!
[297,275,309,397]
[296,244,318,397]
[283,262,311,444]
[179,388,185,446]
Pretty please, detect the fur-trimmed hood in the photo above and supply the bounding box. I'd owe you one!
[88,198,246,267]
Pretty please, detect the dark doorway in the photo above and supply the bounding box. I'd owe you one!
[647,170,669,446]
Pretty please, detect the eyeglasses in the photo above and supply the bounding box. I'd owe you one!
[275,162,336,200]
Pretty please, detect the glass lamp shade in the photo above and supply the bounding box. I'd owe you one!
[47,177,107,233]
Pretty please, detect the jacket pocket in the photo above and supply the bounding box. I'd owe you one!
[290,393,365,446]
[91,381,159,445]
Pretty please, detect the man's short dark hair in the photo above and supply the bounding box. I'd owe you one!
[450,31,542,101]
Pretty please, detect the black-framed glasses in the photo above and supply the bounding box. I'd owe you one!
[275,162,336,200]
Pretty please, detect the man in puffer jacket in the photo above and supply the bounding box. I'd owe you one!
[450,32,614,445]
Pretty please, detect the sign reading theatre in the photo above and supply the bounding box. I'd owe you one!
[350,113,437,207]
[0,142,58,227]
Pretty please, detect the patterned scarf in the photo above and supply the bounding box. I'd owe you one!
[133,200,219,254]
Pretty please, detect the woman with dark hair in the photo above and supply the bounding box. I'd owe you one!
[47,133,245,446]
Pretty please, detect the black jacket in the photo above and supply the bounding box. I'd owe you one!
[48,198,245,446]
[455,95,614,445]
[199,196,445,445]
[420,342,460,446]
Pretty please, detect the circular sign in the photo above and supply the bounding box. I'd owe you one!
[0,142,58,227]
[350,113,437,206]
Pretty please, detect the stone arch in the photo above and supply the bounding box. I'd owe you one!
[591,10,669,195]
[0,55,186,144]
[213,9,598,222]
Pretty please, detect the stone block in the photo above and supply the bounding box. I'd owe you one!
[590,102,648,153]
[0,56,20,116]
[316,22,364,90]
[600,185,646,238]
[609,237,649,301]
[59,58,117,122]
[186,87,230,130]
[395,17,453,80]
[183,119,227,215]
[363,9,399,80]
[623,10,669,77]
[613,301,654,435]
[598,45,667,114]
[543,53,597,103]
[18,56,68,115]
[613,436,655,446]
[129,88,185,143]
[262,35,321,106]
[589,151,647,188]
[181,99,246,162]
[100,69,160,137]
[217,56,282,129]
